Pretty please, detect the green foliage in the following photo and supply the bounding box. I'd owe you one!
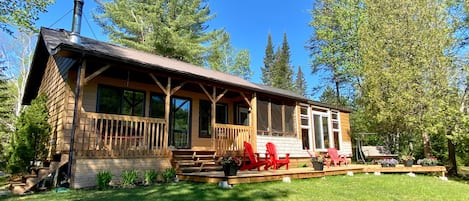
[161,167,176,183]
[7,93,49,173]
[96,170,112,190]
[294,66,307,97]
[94,0,224,66]
[121,169,139,187]
[308,0,360,103]
[0,0,54,35]
[205,32,252,80]
[271,33,294,91]
[143,169,158,185]
[261,33,275,86]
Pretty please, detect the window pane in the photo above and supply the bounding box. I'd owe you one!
[97,86,121,114]
[332,112,338,120]
[300,107,308,115]
[334,131,340,150]
[333,121,339,129]
[216,104,228,124]
[271,103,282,134]
[199,100,211,138]
[302,129,310,150]
[314,115,322,149]
[322,116,329,148]
[150,94,165,118]
[285,105,294,133]
[257,99,268,134]
[122,90,144,116]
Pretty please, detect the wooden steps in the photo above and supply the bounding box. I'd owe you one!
[171,150,222,173]
[10,154,69,195]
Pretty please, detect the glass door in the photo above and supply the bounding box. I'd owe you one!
[169,97,191,149]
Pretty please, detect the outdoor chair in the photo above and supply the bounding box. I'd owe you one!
[326,148,348,167]
[240,141,268,171]
[264,142,290,170]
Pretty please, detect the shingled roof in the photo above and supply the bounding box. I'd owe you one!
[24,27,351,112]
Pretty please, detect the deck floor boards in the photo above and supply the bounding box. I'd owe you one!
[178,165,446,185]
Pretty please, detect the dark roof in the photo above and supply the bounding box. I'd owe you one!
[23,27,351,112]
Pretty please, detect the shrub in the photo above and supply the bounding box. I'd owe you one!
[143,169,158,185]
[162,168,176,183]
[121,169,139,187]
[7,93,50,173]
[96,170,112,190]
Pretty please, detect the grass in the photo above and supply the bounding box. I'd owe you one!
[1,174,469,201]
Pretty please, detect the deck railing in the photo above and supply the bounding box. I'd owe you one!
[213,124,253,155]
[75,112,166,158]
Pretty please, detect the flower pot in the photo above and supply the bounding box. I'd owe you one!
[223,164,239,176]
[312,161,324,171]
[404,159,414,167]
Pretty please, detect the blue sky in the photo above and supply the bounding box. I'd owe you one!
[35,0,322,99]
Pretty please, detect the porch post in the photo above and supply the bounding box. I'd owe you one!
[163,77,171,152]
[211,87,216,151]
[251,93,258,152]
[68,59,86,187]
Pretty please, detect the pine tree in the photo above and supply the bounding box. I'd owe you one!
[271,33,294,90]
[94,0,224,66]
[294,66,307,97]
[261,33,275,85]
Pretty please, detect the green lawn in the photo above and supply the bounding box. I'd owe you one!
[1,174,469,201]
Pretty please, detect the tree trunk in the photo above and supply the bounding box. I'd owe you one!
[422,131,431,158]
[447,137,458,176]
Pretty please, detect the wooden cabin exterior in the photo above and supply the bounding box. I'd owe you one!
[23,28,352,188]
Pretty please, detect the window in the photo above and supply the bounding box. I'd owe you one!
[331,111,341,150]
[312,109,342,151]
[313,113,330,150]
[150,93,165,118]
[199,100,228,138]
[97,85,145,116]
[300,105,311,150]
[256,98,296,137]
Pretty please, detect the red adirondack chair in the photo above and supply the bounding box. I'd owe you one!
[265,142,290,170]
[240,141,268,171]
[326,148,348,167]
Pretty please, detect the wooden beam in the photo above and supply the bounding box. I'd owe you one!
[84,64,110,84]
[199,84,215,102]
[150,73,168,94]
[240,92,252,108]
[170,81,187,95]
[163,77,171,150]
[251,93,258,152]
[215,89,228,102]
[211,86,216,150]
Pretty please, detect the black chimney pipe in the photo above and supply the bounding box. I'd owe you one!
[70,0,84,43]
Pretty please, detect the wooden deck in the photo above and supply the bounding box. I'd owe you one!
[178,165,447,185]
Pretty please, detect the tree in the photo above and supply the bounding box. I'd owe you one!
[261,33,275,85]
[308,0,360,104]
[0,0,54,35]
[271,33,294,90]
[94,0,224,66]
[356,0,459,161]
[319,86,350,107]
[205,32,252,80]
[8,93,50,173]
[294,66,307,97]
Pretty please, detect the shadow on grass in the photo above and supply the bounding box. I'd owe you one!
[3,181,291,201]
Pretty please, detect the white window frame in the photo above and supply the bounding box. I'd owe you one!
[331,110,342,151]
[300,104,312,150]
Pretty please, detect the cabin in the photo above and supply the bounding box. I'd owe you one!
[22,27,352,189]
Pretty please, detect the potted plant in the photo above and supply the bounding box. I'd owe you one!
[379,158,398,167]
[400,154,415,167]
[311,152,325,171]
[220,156,242,176]
[417,157,438,166]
